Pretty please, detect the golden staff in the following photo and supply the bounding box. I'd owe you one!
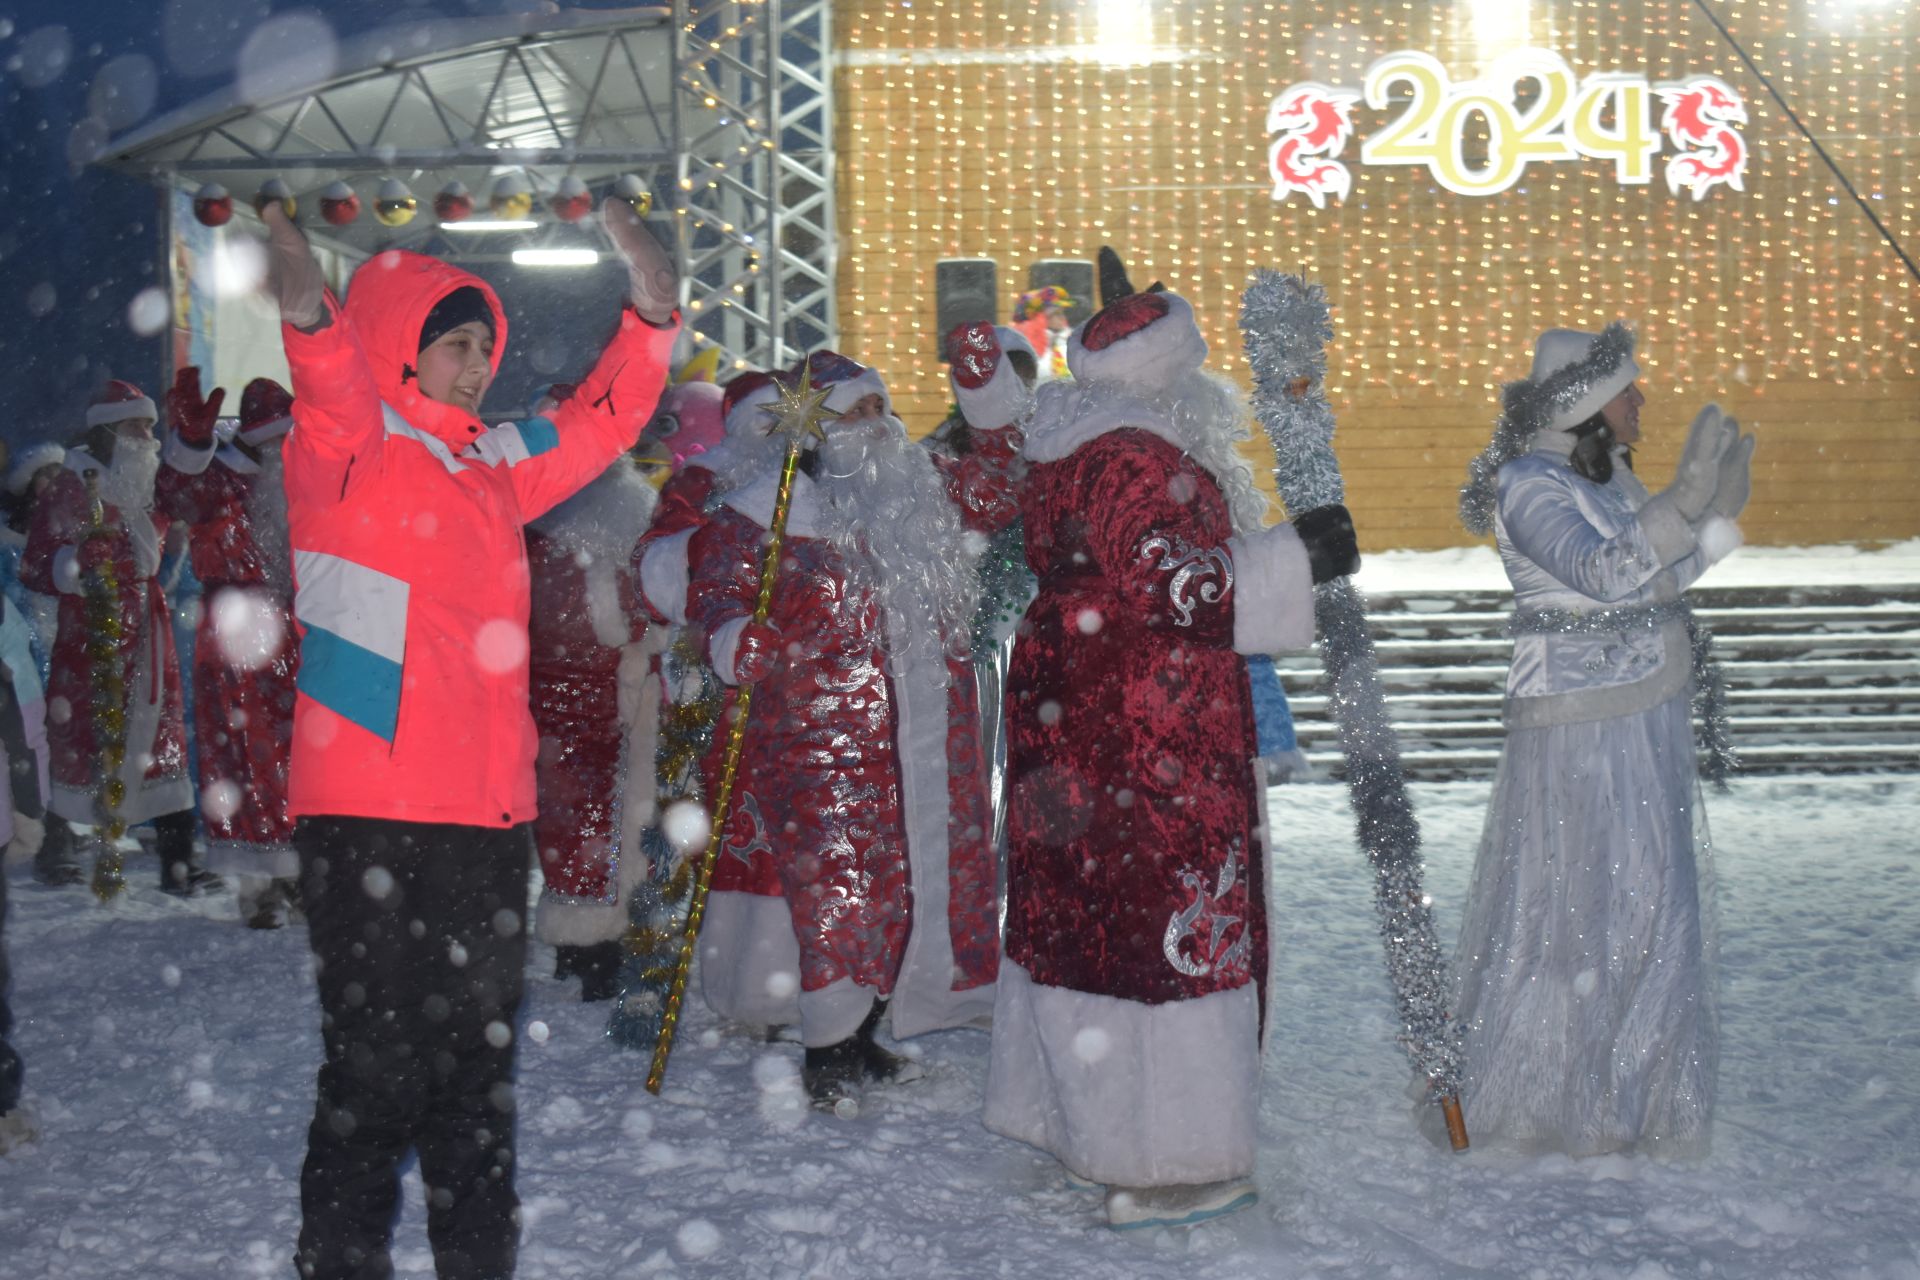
[646,367,836,1094]
[82,471,130,901]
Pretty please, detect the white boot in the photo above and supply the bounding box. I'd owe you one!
[0,1103,40,1156]
[1105,1178,1257,1230]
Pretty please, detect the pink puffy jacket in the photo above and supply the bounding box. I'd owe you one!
[281,251,676,827]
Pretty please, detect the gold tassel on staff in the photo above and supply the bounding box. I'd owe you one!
[646,367,838,1095]
[82,472,130,902]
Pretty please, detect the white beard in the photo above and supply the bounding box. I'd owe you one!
[243,444,293,593]
[98,438,163,578]
[812,416,980,673]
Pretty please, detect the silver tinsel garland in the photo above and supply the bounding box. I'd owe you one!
[1239,269,1464,1099]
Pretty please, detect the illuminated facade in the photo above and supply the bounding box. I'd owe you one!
[833,0,1917,548]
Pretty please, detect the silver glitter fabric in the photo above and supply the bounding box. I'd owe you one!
[1239,269,1464,1098]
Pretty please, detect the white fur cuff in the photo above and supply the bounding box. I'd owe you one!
[1226,523,1315,655]
[638,528,695,626]
[708,615,750,685]
[51,546,83,596]
[162,430,218,477]
[1693,514,1743,567]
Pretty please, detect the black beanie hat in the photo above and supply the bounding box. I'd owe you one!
[418,286,496,354]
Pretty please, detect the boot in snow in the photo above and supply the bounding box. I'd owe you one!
[1104,1179,1258,1230]
[573,940,626,1003]
[854,999,925,1085]
[802,1038,863,1115]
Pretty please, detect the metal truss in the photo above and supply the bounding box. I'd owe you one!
[673,0,836,371]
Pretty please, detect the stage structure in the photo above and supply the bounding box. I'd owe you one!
[97,2,835,393]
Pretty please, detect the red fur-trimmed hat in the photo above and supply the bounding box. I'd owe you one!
[721,369,787,440]
[86,379,158,429]
[795,350,889,417]
[1066,290,1208,390]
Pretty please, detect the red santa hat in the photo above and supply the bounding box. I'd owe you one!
[721,369,786,440]
[1066,290,1209,391]
[796,350,889,417]
[86,379,158,429]
[5,440,67,495]
[237,377,296,446]
[945,322,1035,431]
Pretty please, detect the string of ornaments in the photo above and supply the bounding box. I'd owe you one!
[188,172,654,228]
[1239,269,1467,1139]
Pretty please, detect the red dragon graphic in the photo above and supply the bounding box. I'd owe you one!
[1267,82,1360,208]
[1658,75,1749,201]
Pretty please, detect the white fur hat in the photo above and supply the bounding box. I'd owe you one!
[1529,328,1641,431]
[1066,290,1209,391]
[5,440,67,495]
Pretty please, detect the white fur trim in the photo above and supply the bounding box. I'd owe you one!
[1023,383,1191,466]
[581,559,632,649]
[238,414,294,447]
[6,442,66,495]
[51,546,84,596]
[162,430,218,477]
[983,959,1261,1186]
[724,382,784,439]
[720,468,822,537]
[888,652,994,1040]
[819,366,889,416]
[1693,514,1743,567]
[86,396,157,428]
[800,976,883,1048]
[638,527,696,626]
[213,445,262,475]
[698,890,803,1027]
[708,615,751,685]
[1066,292,1209,392]
[1226,523,1316,655]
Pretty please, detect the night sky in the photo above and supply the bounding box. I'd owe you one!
[0,0,646,448]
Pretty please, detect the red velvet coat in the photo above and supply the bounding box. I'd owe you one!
[154,449,296,860]
[686,501,999,1010]
[20,462,192,825]
[1004,428,1267,1004]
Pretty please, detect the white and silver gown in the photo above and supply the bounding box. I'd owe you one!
[1449,434,1739,1158]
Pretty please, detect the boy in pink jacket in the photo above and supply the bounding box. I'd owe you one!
[261,200,678,1280]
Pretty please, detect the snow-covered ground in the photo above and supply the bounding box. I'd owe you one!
[3,774,1916,1279]
[1355,538,1920,593]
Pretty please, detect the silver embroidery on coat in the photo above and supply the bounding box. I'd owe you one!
[1137,535,1232,628]
[1162,840,1245,977]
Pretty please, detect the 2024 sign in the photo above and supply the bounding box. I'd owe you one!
[1268,49,1748,207]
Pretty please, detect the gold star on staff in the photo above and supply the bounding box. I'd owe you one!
[760,367,836,450]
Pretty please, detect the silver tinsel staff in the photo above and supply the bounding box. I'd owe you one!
[1239,269,1467,1150]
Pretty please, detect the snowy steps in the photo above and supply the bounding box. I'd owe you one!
[1274,583,1920,779]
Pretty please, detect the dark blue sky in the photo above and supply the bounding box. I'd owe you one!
[0,1,644,448]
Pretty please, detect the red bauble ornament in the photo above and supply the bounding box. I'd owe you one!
[435,180,473,222]
[319,180,361,226]
[549,175,592,223]
[192,182,233,228]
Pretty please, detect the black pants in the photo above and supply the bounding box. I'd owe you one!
[294,816,531,1280]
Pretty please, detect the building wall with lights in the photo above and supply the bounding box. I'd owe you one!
[831,0,1917,549]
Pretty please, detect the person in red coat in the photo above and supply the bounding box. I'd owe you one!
[983,286,1358,1229]
[155,369,300,926]
[633,370,801,1032]
[20,380,215,895]
[685,351,999,1110]
[526,384,664,1000]
[261,197,678,1280]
